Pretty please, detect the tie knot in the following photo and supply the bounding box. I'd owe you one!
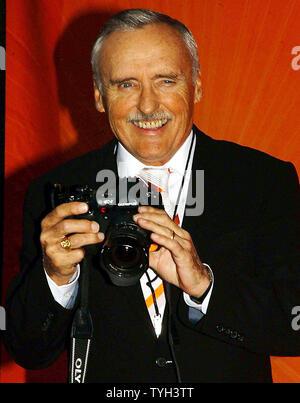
[139,167,171,193]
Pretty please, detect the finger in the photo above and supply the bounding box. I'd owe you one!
[67,232,104,249]
[148,247,167,272]
[134,213,187,239]
[41,202,89,230]
[138,206,166,215]
[42,219,100,244]
[150,232,186,261]
[134,217,174,240]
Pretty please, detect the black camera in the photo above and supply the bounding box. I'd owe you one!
[51,177,163,286]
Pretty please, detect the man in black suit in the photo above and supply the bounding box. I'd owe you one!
[4,9,300,383]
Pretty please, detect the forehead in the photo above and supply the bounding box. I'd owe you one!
[98,23,193,78]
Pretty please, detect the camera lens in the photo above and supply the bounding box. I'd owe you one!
[110,242,141,269]
[100,219,151,286]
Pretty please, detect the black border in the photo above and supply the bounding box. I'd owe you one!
[0,0,6,306]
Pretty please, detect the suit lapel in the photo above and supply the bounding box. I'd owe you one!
[182,126,218,241]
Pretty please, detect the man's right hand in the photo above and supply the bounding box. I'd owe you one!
[40,202,104,285]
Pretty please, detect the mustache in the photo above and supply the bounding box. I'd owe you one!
[126,112,171,122]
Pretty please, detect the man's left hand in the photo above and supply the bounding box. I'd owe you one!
[133,206,211,298]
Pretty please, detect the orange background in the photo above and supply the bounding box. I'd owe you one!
[1,0,300,383]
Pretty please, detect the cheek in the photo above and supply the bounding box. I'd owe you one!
[106,105,127,130]
[107,97,136,125]
[164,89,195,117]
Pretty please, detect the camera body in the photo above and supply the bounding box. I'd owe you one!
[51,178,163,286]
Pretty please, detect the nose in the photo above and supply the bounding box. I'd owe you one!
[137,84,159,115]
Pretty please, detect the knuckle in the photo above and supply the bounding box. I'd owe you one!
[43,243,52,256]
[183,230,191,240]
[75,248,85,261]
[71,233,86,247]
[41,217,48,230]
[60,219,70,234]
[40,232,46,245]
[182,238,192,250]
[186,243,193,252]
[66,235,74,248]
[81,220,91,231]
[55,203,65,215]
[69,234,80,247]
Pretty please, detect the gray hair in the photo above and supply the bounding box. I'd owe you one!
[91,8,200,93]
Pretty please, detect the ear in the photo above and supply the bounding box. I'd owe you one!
[93,80,105,112]
[193,72,202,104]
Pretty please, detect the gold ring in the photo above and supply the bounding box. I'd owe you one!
[60,236,71,249]
[171,230,175,240]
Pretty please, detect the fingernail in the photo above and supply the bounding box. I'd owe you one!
[91,222,99,232]
[98,232,104,240]
[133,214,141,221]
[79,203,88,212]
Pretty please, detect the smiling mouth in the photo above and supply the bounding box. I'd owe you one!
[131,118,169,130]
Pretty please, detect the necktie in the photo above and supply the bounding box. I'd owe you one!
[138,167,174,338]
[138,167,175,218]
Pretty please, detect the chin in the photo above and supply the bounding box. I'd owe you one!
[136,151,171,166]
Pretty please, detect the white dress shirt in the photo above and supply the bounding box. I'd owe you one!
[45,130,214,316]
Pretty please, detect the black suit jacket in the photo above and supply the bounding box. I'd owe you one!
[4,127,300,382]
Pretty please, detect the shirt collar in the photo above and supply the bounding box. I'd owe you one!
[116,130,194,178]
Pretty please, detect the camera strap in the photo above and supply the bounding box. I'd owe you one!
[69,258,93,383]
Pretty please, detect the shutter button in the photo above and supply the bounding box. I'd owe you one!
[156,357,173,367]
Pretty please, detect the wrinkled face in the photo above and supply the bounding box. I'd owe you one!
[94,23,202,165]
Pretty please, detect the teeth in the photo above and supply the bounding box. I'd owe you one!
[132,119,168,129]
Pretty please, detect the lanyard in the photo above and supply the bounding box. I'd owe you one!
[172,131,196,222]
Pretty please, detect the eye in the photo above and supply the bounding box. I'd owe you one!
[161,79,176,86]
[119,82,133,89]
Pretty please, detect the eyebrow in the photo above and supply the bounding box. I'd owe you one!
[153,73,182,80]
[109,77,137,86]
[109,72,184,86]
